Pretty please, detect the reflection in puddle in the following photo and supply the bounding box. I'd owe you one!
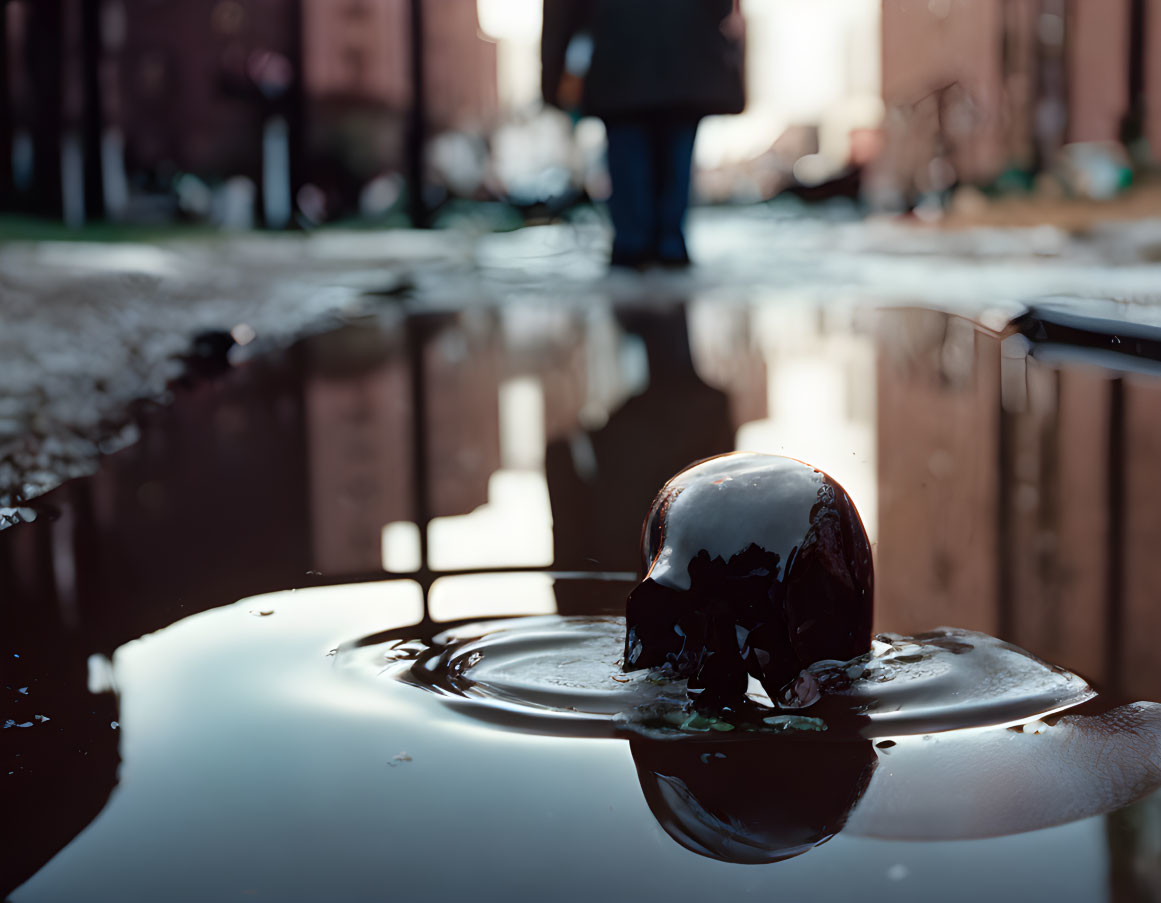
[875,306,1161,705]
[11,578,1131,900]
[428,471,554,570]
[5,297,1161,898]
[428,572,560,621]
[631,728,875,864]
[736,303,878,537]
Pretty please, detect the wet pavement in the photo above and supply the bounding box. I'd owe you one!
[5,206,1161,508]
[5,210,1161,900]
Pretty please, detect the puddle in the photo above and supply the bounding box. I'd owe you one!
[5,297,1161,900]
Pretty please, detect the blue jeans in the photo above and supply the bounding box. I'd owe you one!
[603,116,699,264]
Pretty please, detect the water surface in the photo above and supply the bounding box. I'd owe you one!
[5,298,1161,900]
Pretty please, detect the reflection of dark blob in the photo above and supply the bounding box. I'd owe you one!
[624,453,874,709]
[630,734,876,864]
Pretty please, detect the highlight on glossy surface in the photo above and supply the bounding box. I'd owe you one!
[624,453,874,708]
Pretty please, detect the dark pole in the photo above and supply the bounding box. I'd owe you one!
[1120,0,1146,148]
[407,314,433,622]
[80,0,105,220]
[1031,0,1069,173]
[1028,0,1045,174]
[287,0,306,220]
[1105,377,1126,695]
[0,0,12,211]
[28,0,63,218]
[406,0,429,228]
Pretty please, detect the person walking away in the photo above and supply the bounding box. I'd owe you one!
[542,0,745,269]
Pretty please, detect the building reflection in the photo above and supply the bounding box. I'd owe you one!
[0,310,488,897]
[546,303,735,609]
[0,299,771,896]
[875,305,1161,705]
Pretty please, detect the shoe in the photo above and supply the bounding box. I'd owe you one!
[609,250,651,271]
[655,253,692,270]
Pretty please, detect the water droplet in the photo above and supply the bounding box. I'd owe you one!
[230,323,257,346]
[110,721,120,730]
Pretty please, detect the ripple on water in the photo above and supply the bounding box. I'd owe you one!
[337,616,1097,740]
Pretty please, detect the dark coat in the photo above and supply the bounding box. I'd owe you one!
[542,0,745,120]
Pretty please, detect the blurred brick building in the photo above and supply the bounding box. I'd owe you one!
[875,0,1161,205]
[876,307,1161,702]
[0,0,497,219]
[301,0,497,194]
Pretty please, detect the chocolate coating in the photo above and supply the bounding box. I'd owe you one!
[624,453,874,708]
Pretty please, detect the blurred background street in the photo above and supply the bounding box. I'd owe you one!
[4,0,1161,591]
[2,0,1159,227]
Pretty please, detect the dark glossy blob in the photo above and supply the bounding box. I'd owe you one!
[624,453,874,709]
